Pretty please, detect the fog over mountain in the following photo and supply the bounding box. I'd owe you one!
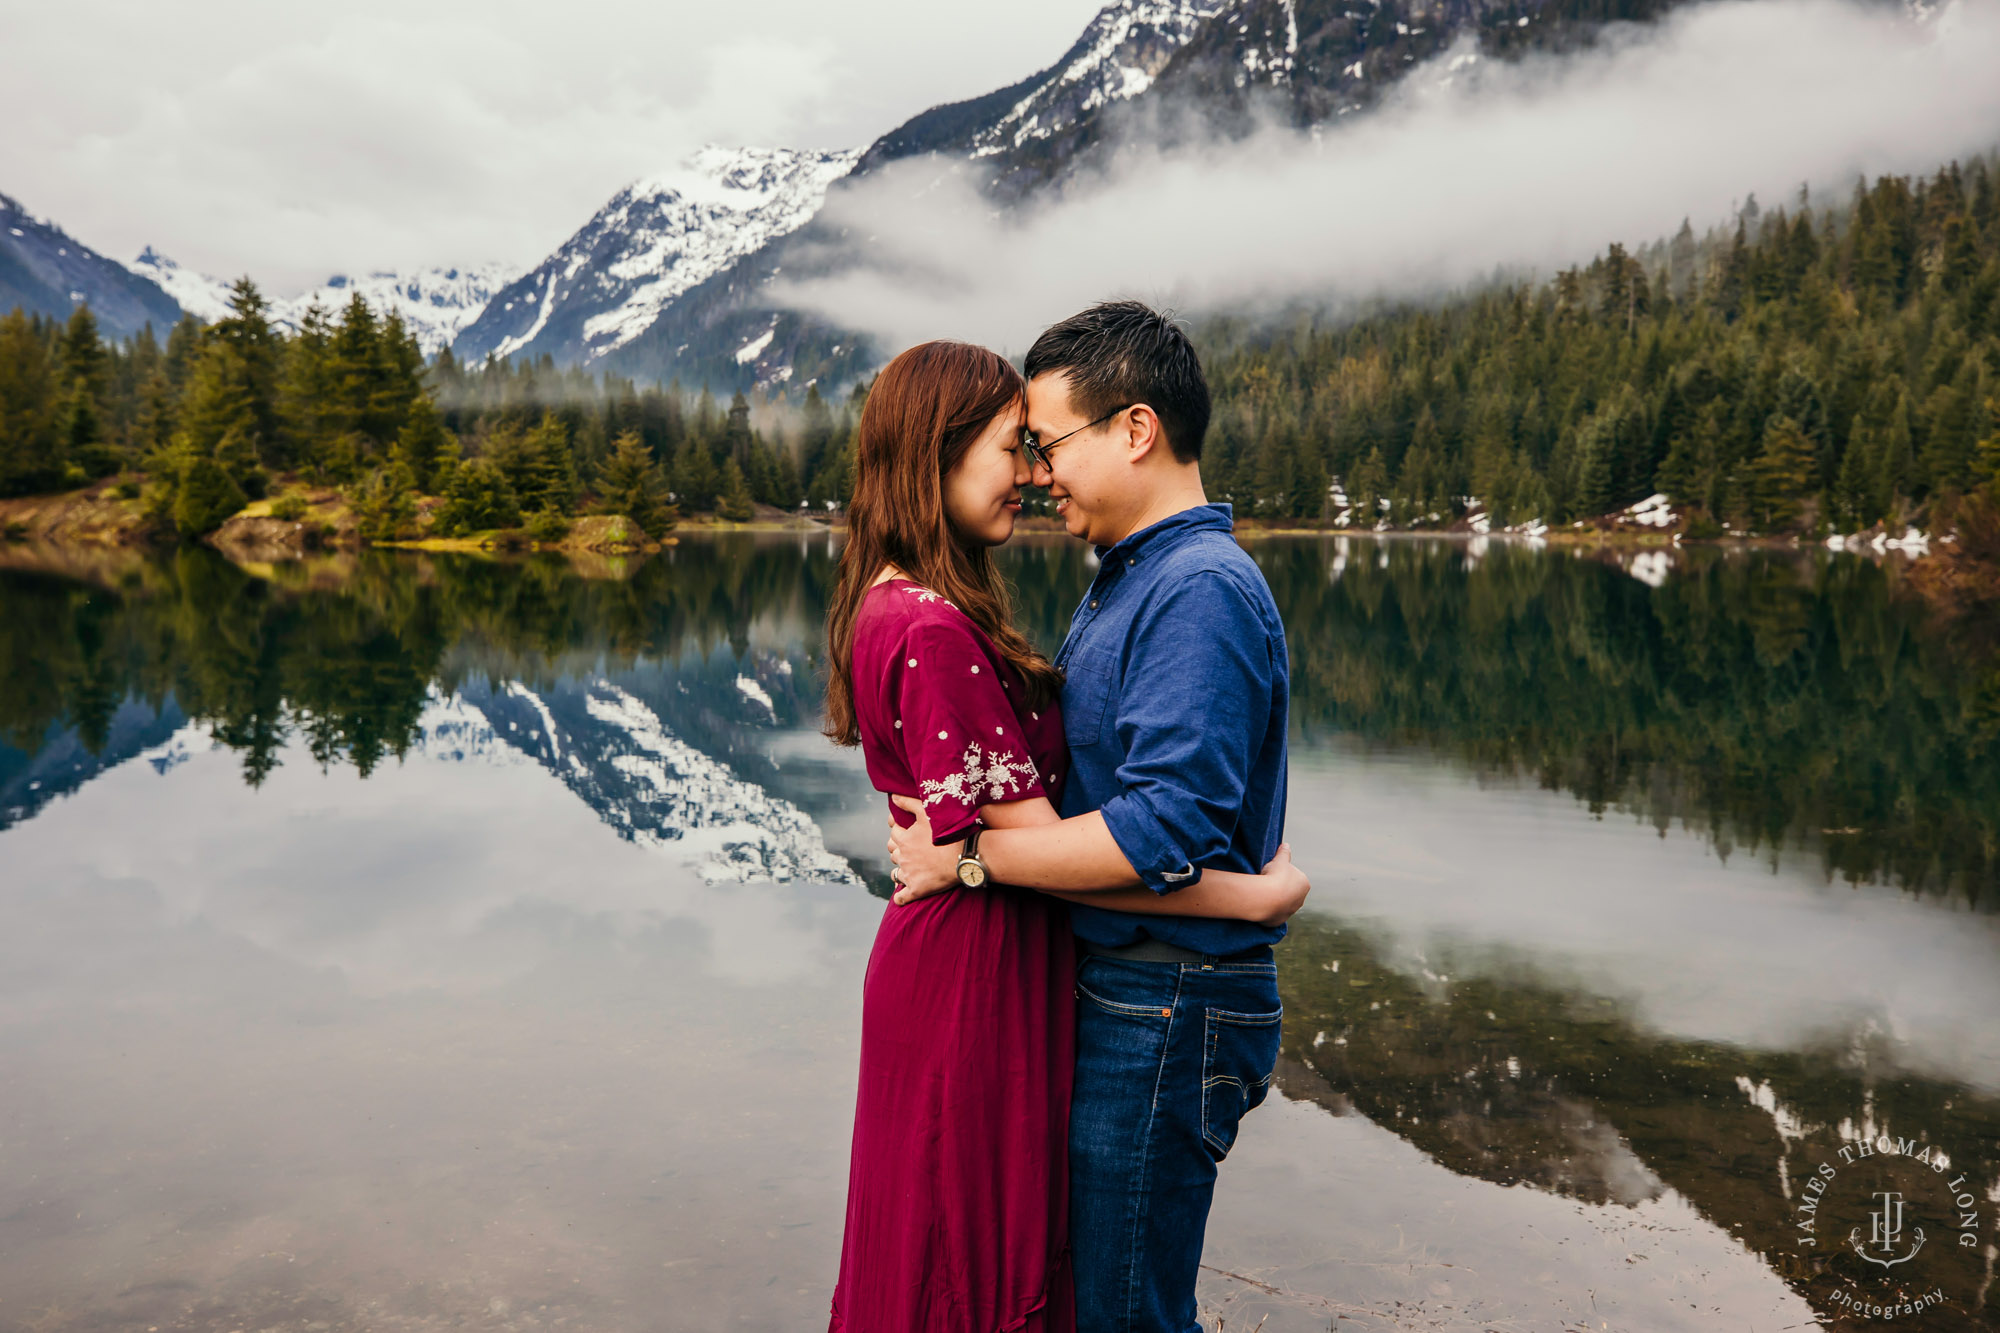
[6,0,1992,393]
[777,0,2000,355]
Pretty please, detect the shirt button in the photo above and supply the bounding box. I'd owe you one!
[1090,600,1098,609]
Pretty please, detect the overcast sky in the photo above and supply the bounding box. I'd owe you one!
[0,0,1106,292]
[784,0,2000,355]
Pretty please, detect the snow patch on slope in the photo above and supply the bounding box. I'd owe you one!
[463,145,859,365]
[972,0,1231,156]
[127,247,516,353]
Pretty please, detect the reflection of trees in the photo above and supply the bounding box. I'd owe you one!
[0,537,846,784]
[1250,540,2000,903]
[1278,915,2000,1330]
[11,536,2000,900]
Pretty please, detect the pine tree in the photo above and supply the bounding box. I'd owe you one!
[800,382,834,484]
[595,430,675,537]
[390,397,452,494]
[1834,418,1880,529]
[434,457,521,535]
[674,439,719,513]
[524,411,578,513]
[1348,446,1389,528]
[724,392,753,466]
[0,308,61,494]
[172,452,247,536]
[205,279,281,465]
[1749,415,1817,532]
[56,308,110,477]
[280,300,337,472]
[353,463,417,541]
[717,456,753,522]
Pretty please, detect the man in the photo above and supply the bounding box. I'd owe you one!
[888,301,1293,1331]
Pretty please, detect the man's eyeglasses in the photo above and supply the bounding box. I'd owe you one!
[1019,404,1134,473]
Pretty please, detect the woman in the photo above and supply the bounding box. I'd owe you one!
[823,341,1306,1332]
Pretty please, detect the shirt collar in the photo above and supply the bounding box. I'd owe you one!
[1096,502,1235,566]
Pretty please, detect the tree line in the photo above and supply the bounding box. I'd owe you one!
[0,282,862,540]
[1198,155,2000,534]
[5,150,1995,542]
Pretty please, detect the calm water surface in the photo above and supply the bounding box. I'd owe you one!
[4,534,1999,1331]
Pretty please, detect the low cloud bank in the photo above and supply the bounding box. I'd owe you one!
[777,0,2000,354]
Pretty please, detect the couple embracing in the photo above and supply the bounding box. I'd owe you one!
[823,302,1309,1333]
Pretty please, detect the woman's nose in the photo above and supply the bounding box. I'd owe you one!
[1014,454,1034,486]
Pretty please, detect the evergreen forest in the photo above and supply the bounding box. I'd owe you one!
[1199,156,2000,534]
[2,153,1997,544]
[0,283,862,540]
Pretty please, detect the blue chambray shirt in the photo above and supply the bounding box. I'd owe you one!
[1056,502,1290,955]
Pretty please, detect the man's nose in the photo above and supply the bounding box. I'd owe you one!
[1030,457,1054,488]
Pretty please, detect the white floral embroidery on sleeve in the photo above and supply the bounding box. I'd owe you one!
[921,741,1039,808]
[901,585,958,609]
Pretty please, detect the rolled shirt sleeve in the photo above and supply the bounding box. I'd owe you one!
[1094,571,1274,893]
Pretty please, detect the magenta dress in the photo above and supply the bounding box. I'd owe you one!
[829,579,1077,1333]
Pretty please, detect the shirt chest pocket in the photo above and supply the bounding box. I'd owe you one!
[1061,652,1117,752]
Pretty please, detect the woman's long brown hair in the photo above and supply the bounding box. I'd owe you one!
[824,340,1062,746]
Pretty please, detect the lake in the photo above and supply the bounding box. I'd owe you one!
[4,532,1998,1331]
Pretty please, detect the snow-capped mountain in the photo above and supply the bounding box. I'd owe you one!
[593,0,1238,390]
[126,247,233,323]
[452,146,861,368]
[127,248,514,353]
[425,676,856,886]
[0,193,182,339]
[601,0,1754,391]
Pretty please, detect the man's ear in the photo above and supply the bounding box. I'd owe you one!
[1124,404,1165,463]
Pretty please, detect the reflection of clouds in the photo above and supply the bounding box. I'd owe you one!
[4,701,870,996]
[1203,1096,1816,1331]
[1287,747,2000,1094]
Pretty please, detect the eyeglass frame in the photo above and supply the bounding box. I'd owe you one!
[1018,403,1135,473]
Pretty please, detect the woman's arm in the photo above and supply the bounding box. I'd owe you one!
[889,795,1308,925]
[1038,853,1305,927]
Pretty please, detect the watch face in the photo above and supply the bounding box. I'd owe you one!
[958,861,987,888]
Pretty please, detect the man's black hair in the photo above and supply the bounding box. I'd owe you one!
[1023,300,1210,464]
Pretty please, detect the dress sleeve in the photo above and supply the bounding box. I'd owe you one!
[890,616,1046,844]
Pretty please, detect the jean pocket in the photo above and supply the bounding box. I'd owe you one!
[1076,965,1174,1022]
[1200,1004,1283,1160]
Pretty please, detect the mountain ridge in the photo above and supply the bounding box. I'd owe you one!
[451,146,860,370]
[128,249,514,353]
[590,0,1726,392]
[1,192,183,338]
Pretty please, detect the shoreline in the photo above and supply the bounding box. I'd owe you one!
[0,482,1940,562]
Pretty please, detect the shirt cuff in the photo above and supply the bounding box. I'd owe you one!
[1099,791,1203,894]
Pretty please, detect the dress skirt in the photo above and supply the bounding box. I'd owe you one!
[828,881,1077,1333]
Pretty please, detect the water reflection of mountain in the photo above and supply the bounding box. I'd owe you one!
[8,534,2000,899]
[1278,915,2000,1329]
[0,696,187,829]
[439,677,852,884]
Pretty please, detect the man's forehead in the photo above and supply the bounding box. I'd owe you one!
[1025,371,1077,420]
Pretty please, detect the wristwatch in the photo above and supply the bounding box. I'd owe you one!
[955,828,989,888]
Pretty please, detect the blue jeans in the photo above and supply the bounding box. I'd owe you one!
[1069,950,1284,1333]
